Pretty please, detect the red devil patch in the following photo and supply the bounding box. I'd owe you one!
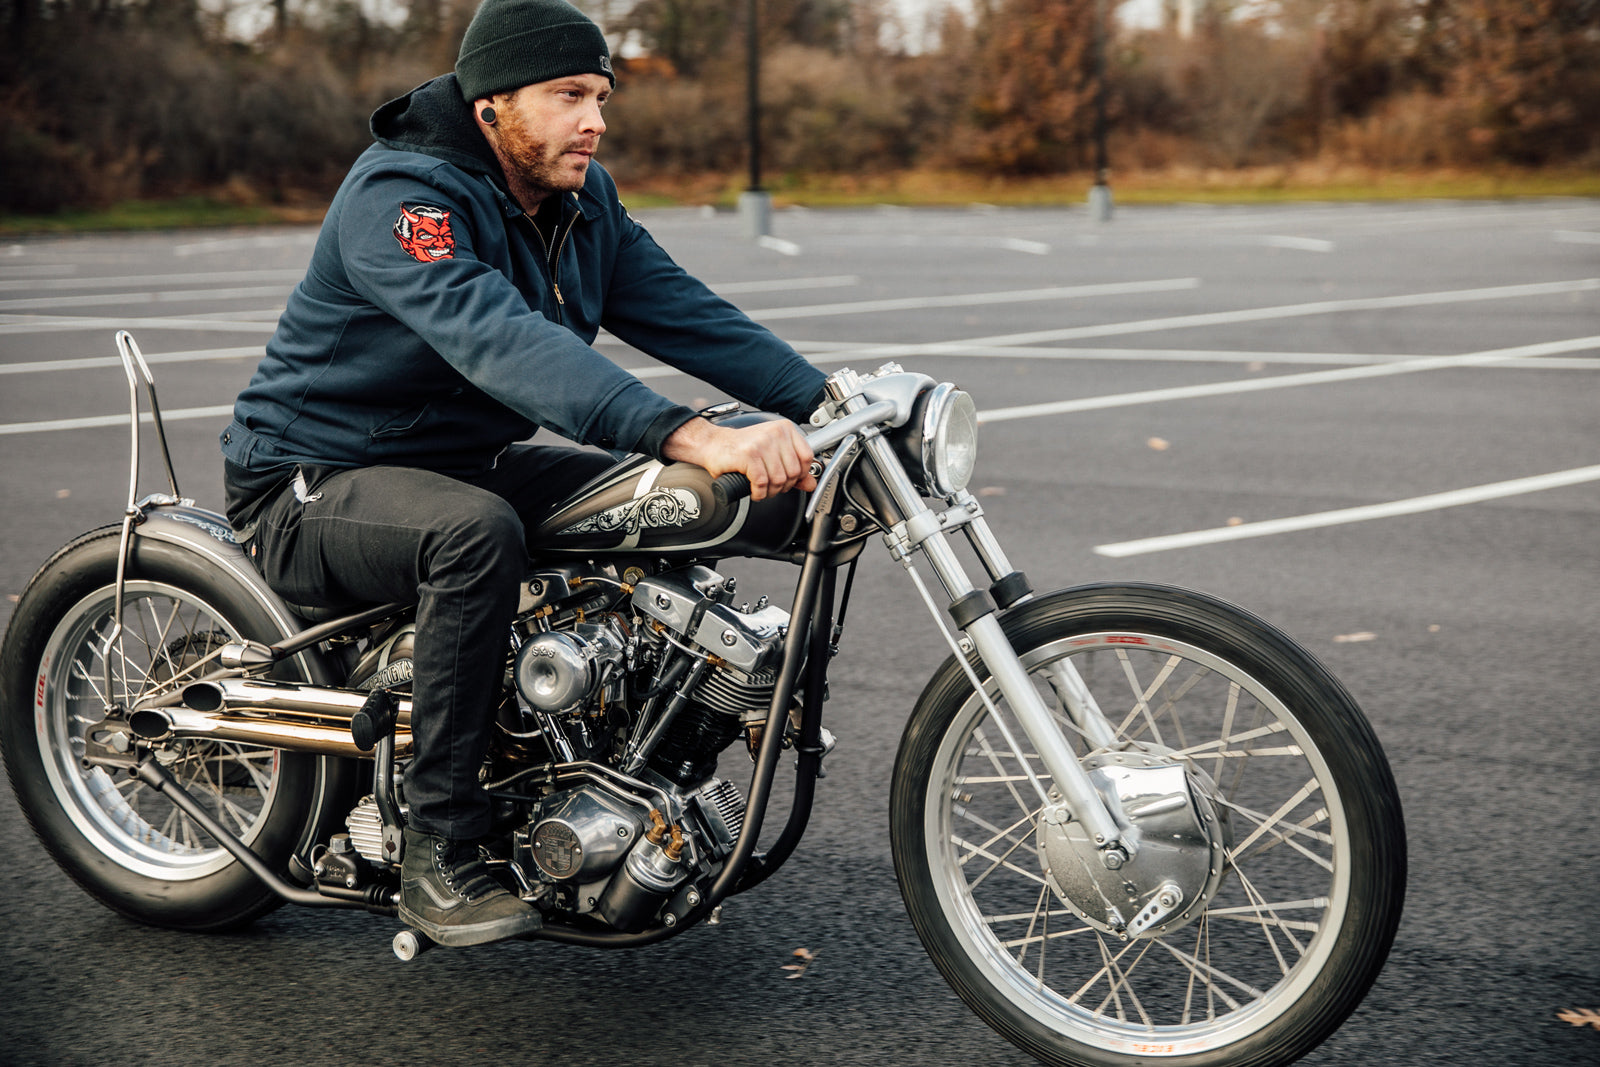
[393,204,455,262]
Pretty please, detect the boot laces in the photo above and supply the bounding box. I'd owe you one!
[435,839,504,903]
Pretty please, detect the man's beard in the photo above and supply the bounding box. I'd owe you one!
[496,112,592,197]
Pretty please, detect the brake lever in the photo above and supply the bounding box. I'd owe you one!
[805,433,861,522]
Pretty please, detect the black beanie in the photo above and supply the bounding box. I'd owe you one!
[456,0,615,102]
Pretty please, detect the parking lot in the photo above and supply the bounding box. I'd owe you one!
[1,198,1597,1066]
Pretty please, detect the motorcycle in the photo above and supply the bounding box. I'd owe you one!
[1,331,1404,1067]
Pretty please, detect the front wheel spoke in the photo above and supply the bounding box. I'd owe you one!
[1227,778,1321,859]
[1077,934,1141,1022]
[971,724,1043,822]
[950,835,1049,887]
[1113,650,1180,747]
[1146,663,1211,752]
[1014,881,1049,969]
[967,816,1042,891]
[1152,938,1258,1009]
[1181,916,1211,1025]
[985,906,1077,926]
[1206,912,1322,934]
[998,925,1096,951]
[1218,797,1334,869]
[1232,864,1306,965]
[1170,720,1288,760]
[958,806,1039,864]
[1069,932,1140,1003]
[1093,938,1157,1027]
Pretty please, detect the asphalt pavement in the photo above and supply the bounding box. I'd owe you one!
[0,198,1597,1066]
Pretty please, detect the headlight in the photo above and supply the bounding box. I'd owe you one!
[919,383,979,497]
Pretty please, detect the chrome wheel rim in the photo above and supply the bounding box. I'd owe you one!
[34,582,281,880]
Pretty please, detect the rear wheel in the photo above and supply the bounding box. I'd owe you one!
[891,584,1405,1067]
[0,527,342,930]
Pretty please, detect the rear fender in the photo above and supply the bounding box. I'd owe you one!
[132,503,333,669]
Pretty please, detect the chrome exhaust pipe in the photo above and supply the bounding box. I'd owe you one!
[129,678,414,757]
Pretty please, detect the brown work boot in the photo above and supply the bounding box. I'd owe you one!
[398,826,542,947]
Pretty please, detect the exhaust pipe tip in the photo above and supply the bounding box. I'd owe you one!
[128,708,174,741]
[181,681,226,713]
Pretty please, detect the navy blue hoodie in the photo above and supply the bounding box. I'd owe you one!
[221,74,825,479]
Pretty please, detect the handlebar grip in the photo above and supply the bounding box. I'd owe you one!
[711,472,751,509]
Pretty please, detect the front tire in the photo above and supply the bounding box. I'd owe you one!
[891,584,1404,1067]
[0,527,344,931]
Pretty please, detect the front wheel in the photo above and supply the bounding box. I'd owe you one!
[891,584,1404,1067]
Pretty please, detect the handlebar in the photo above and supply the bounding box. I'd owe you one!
[711,471,752,508]
[708,398,899,508]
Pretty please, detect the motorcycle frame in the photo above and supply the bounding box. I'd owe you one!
[101,336,1130,944]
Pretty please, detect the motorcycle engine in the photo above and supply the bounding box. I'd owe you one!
[497,562,790,930]
[512,776,746,930]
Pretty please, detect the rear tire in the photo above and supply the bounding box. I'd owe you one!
[0,526,344,931]
[891,584,1405,1067]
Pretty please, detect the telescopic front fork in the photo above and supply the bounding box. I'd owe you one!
[847,411,1128,858]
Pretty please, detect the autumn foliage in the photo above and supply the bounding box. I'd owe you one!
[1,0,1595,214]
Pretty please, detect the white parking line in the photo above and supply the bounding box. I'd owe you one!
[744,277,1201,320]
[776,342,1600,368]
[0,314,280,335]
[0,404,235,436]
[1260,236,1335,253]
[709,275,859,294]
[0,346,263,375]
[975,335,1600,422]
[1094,465,1600,557]
[909,278,1600,350]
[0,269,306,293]
[0,285,295,313]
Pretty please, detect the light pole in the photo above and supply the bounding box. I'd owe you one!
[738,0,772,239]
[1088,0,1113,222]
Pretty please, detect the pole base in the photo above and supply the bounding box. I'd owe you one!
[1088,182,1114,223]
[739,190,772,240]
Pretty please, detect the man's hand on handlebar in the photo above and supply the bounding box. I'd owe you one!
[662,416,817,501]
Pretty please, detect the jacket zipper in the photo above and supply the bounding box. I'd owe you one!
[525,201,579,317]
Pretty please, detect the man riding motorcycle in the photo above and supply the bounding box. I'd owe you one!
[218,0,825,948]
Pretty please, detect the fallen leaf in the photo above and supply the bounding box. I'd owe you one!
[1225,517,1244,527]
[977,486,1006,497]
[1428,624,1441,633]
[1146,437,1170,451]
[1556,1008,1600,1031]
[782,947,818,979]
[1333,632,1377,643]
[55,489,71,499]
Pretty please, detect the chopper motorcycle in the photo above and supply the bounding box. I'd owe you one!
[1,332,1404,1067]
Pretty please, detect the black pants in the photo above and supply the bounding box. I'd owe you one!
[226,445,616,839]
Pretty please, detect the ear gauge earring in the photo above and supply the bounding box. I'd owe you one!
[479,106,497,125]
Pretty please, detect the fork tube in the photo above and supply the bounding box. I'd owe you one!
[916,532,1123,848]
[860,431,1123,849]
[960,507,1018,584]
